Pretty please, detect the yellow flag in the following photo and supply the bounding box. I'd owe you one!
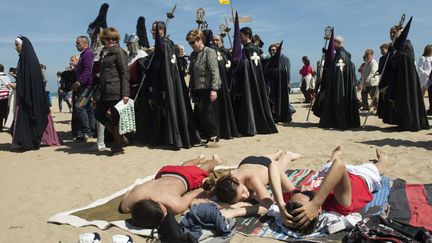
[219,0,231,5]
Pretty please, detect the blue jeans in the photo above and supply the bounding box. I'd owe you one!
[75,87,95,137]
[58,91,72,112]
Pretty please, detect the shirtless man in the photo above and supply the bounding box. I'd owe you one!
[120,155,221,229]
[269,146,388,231]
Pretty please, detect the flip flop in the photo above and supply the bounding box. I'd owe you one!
[78,232,101,243]
[112,234,133,243]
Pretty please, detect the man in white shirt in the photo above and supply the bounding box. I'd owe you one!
[360,49,379,111]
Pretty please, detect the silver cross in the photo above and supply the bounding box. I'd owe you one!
[336,59,345,72]
[225,60,231,69]
[217,51,223,61]
[251,52,260,66]
[170,54,176,64]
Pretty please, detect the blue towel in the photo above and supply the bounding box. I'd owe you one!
[362,176,391,215]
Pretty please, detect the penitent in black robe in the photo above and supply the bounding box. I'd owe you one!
[264,50,292,124]
[127,53,150,142]
[230,42,278,135]
[142,36,200,149]
[319,47,360,129]
[13,36,49,150]
[212,47,239,139]
[378,40,429,131]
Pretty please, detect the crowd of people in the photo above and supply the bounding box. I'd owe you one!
[0,4,431,242]
[0,7,430,155]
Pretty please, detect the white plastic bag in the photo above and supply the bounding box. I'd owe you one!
[114,99,136,135]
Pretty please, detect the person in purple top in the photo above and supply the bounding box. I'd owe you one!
[72,36,95,141]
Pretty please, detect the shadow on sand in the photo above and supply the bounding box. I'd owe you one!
[359,138,432,151]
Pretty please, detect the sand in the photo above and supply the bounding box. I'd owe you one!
[0,93,431,243]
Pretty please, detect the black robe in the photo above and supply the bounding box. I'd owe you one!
[13,37,49,150]
[142,37,200,148]
[230,42,278,135]
[264,54,292,123]
[319,47,360,129]
[212,46,239,139]
[128,54,149,142]
[378,40,429,131]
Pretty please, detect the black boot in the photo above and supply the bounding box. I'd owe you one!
[105,122,129,146]
[110,126,124,156]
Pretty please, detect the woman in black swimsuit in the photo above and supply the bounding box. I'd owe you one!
[204,150,303,218]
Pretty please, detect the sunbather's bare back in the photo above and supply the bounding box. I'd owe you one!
[234,151,303,197]
[120,176,186,213]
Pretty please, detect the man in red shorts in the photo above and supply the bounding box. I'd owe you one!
[269,146,388,231]
[120,155,221,229]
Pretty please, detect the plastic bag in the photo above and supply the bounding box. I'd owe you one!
[114,99,136,135]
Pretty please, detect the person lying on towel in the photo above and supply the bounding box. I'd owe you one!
[202,150,303,218]
[269,146,387,232]
[120,155,221,229]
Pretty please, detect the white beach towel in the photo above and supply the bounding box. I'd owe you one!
[48,165,236,237]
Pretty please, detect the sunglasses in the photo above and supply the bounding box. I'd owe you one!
[188,40,196,45]
[105,38,117,42]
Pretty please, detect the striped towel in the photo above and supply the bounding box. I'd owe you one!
[235,171,392,241]
[0,89,10,100]
[360,176,392,216]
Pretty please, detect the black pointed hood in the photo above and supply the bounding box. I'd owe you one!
[232,12,242,62]
[324,28,335,69]
[136,16,150,48]
[393,16,412,52]
[88,3,109,47]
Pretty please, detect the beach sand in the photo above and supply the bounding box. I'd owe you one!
[0,93,431,243]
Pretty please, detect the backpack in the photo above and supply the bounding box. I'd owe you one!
[343,215,432,243]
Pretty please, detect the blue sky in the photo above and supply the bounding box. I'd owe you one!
[1,0,431,92]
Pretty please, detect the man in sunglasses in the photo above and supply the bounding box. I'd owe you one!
[269,146,388,232]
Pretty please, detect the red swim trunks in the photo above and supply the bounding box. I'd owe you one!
[322,173,373,215]
[283,173,373,215]
[155,165,209,191]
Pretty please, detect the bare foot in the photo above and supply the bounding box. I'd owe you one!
[376,149,387,162]
[213,154,223,165]
[285,151,303,161]
[198,154,206,163]
[267,149,284,160]
[375,149,388,175]
[330,146,342,161]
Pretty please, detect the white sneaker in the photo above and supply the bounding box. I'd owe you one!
[112,234,133,243]
[78,232,101,243]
